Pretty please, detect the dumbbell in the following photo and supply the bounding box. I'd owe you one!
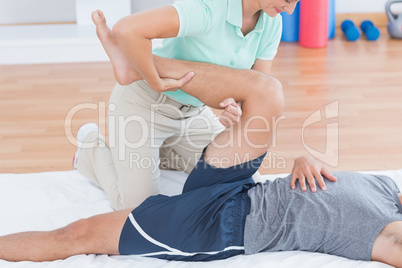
[360,20,380,41]
[341,20,361,41]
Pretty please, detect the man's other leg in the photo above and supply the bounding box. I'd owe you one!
[0,209,132,262]
[372,221,402,267]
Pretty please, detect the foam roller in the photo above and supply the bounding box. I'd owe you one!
[299,0,329,48]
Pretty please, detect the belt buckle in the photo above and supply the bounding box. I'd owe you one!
[179,104,192,113]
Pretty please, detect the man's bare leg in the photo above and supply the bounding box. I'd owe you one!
[0,209,131,262]
[92,10,141,85]
[197,73,283,166]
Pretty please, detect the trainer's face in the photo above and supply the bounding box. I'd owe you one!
[260,0,299,17]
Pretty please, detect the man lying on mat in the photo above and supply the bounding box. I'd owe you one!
[0,73,401,267]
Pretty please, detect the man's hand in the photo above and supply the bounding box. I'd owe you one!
[219,98,242,127]
[151,72,195,92]
[290,155,337,192]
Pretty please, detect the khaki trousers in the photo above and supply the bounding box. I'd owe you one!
[76,81,225,210]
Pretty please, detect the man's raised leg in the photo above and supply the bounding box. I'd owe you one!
[201,74,283,168]
[153,56,285,166]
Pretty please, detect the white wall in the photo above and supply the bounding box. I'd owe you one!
[336,0,402,13]
[76,0,131,25]
[0,0,75,24]
[0,0,400,25]
[336,0,386,13]
[131,0,175,13]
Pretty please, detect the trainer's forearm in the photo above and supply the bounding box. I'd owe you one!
[113,26,160,89]
[153,55,264,109]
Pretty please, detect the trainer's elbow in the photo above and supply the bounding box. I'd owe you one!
[112,17,141,41]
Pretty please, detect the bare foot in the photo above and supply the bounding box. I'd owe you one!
[92,10,141,85]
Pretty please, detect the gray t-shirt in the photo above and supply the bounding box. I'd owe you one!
[244,171,402,261]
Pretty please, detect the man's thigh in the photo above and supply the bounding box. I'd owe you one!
[372,221,402,267]
[83,208,132,255]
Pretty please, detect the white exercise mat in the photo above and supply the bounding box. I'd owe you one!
[1,169,400,268]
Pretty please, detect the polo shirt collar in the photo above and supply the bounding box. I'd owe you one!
[254,11,266,33]
[226,0,266,33]
[226,0,242,28]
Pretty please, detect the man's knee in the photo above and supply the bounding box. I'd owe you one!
[59,219,93,253]
[250,72,284,115]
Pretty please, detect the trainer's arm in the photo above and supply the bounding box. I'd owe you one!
[113,6,189,92]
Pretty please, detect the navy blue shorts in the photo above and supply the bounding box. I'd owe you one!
[118,149,265,261]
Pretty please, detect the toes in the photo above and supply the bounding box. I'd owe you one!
[91,10,100,23]
[98,10,106,21]
[91,10,107,26]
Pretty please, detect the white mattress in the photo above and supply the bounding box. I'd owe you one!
[1,169,400,268]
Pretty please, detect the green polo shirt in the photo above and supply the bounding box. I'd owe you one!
[152,0,282,106]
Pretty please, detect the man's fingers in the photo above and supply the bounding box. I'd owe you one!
[298,174,307,192]
[312,169,327,191]
[322,167,337,182]
[290,173,297,190]
[305,172,317,193]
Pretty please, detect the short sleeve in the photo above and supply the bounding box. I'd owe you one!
[172,0,213,37]
[257,16,282,61]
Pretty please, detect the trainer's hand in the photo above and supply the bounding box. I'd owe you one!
[151,72,195,92]
[290,155,337,192]
[219,98,242,127]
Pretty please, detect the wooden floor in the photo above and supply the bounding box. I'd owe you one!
[1,28,402,174]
